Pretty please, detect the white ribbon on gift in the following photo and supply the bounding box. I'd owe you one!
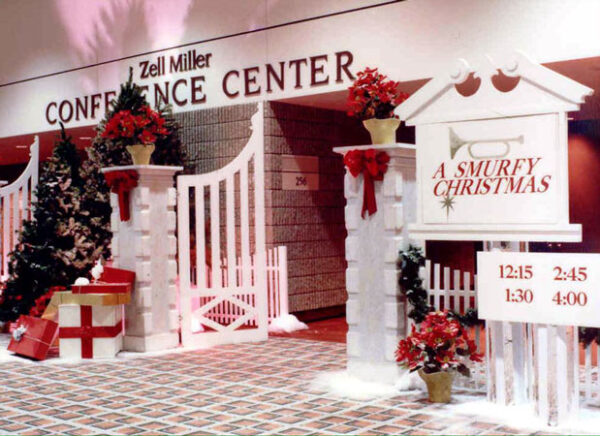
[12,325,27,341]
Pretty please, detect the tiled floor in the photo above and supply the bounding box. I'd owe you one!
[0,335,575,435]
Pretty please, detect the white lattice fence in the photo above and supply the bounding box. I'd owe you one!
[0,137,39,282]
[190,246,288,324]
[421,260,486,391]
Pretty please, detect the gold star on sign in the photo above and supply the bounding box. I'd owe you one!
[440,194,456,218]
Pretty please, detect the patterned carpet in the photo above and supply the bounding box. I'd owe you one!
[0,335,571,435]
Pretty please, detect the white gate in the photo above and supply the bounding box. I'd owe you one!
[1,136,39,281]
[177,103,268,348]
[190,245,289,322]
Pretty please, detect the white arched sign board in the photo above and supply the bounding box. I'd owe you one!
[399,52,593,242]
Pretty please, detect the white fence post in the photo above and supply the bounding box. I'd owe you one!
[278,246,289,316]
[0,136,39,282]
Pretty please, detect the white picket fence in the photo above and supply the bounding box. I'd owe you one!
[422,259,600,402]
[581,340,600,405]
[190,245,289,325]
[421,260,486,391]
[0,137,39,281]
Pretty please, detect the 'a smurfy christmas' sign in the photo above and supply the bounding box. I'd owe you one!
[399,52,592,242]
[424,115,555,224]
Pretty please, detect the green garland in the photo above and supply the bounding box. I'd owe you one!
[398,245,482,328]
[398,245,599,347]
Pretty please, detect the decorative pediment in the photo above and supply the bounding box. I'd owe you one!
[398,52,593,125]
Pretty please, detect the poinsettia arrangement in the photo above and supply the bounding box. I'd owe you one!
[28,286,65,317]
[396,310,483,377]
[102,105,169,146]
[347,67,409,120]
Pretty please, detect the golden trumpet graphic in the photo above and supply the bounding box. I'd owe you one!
[449,128,524,160]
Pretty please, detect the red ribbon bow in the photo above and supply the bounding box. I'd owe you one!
[103,170,139,221]
[343,149,390,218]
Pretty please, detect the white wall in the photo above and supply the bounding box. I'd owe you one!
[0,0,599,138]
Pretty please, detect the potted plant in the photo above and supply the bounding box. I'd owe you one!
[101,105,169,165]
[347,67,409,144]
[396,310,483,403]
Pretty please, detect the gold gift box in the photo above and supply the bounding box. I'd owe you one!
[45,291,130,310]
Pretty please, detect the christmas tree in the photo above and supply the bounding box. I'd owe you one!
[81,67,184,259]
[0,126,110,321]
[88,67,185,168]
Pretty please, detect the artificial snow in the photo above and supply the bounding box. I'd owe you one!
[268,314,308,334]
[191,316,204,333]
[90,259,104,281]
[395,369,426,392]
[313,371,397,400]
[312,367,424,401]
[447,396,600,435]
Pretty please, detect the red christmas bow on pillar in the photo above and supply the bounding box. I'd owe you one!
[103,170,139,221]
[344,149,390,218]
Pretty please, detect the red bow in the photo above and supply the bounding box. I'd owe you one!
[103,170,139,221]
[344,149,390,218]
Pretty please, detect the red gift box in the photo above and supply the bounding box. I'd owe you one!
[7,315,58,360]
[102,267,136,284]
[71,266,135,294]
[72,283,132,294]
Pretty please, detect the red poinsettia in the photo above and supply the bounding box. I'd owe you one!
[396,310,483,377]
[28,286,65,318]
[102,105,169,145]
[347,67,409,120]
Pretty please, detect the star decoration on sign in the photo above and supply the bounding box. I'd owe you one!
[440,194,456,218]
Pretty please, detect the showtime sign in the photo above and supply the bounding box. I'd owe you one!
[399,52,592,242]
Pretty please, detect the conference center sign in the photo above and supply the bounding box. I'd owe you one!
[43,49,356,128]
[399,52,593,242]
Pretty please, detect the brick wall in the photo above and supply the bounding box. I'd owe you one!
[264,101,368,313]
[175,104,257,174]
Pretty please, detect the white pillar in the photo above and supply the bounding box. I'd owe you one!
[334,144,416,384]
[103,165,183,352]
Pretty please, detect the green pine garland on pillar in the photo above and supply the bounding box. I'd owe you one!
[0,126,111,322]
[398,245,481,327]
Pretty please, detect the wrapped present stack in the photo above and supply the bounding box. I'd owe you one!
[51,265,135,359]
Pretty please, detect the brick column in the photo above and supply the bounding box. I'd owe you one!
[102,165,183,352]
[334,144,416,384]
